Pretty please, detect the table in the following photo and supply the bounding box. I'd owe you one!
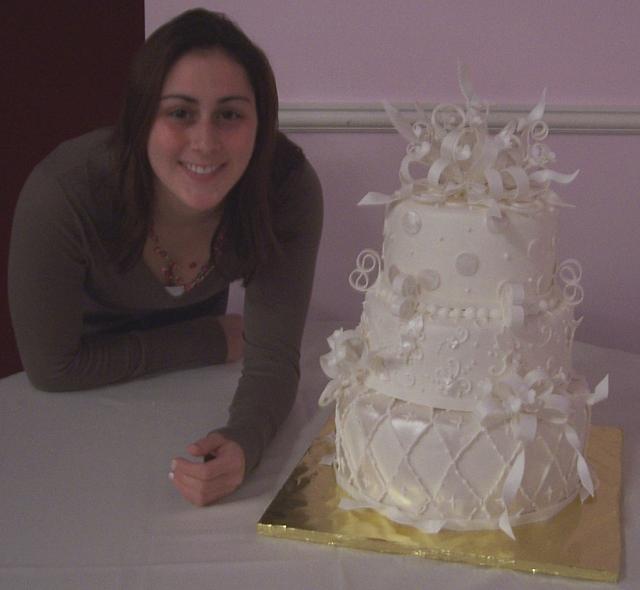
[1,320,638,589]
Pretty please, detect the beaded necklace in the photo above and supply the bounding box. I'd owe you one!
[149,226,216,296]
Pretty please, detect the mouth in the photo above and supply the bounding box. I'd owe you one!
[182,162,221,176]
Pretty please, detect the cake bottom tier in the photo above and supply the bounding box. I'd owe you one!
[334,385,590,534]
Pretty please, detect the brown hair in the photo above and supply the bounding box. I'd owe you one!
[110,8,302,279]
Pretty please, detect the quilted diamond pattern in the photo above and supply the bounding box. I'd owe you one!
[336,387,586,529]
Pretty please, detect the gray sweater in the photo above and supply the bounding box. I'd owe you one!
[8,128,323,473]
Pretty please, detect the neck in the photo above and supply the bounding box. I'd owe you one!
[152,178,223,232]
[154,211,220,237]
[152,198,223,238]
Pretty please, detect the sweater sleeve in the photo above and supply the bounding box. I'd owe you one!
[8,157,228,392]
[216,160,323,473]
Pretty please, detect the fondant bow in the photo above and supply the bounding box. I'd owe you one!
[475,369,569,441]
[319,329,367,406]
[474,370,609,539]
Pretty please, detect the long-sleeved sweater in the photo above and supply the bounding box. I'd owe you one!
[8,127,323,473]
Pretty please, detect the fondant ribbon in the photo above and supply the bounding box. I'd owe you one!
[518,88,547,132]
[498,449,525,539]
[474,370,609,538]
[400,142,432,186]
[358,191,401,207]
[530,169,580,185]
[339,495,446,534]
[567,374,609,500]
[382,100,421,143]
[362,67,579,216]
[500,282,526,328]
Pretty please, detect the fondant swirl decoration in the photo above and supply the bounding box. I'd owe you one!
[349,249,382,292]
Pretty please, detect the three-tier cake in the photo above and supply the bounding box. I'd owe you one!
[319,67,608,539]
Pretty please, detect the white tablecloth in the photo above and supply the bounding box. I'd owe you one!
[1,320,637,589]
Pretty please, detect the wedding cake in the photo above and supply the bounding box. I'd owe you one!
[319,67,608,539]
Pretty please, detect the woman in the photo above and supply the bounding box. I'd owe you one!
[8,9,323,506]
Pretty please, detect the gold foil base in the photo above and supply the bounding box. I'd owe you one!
[258,421,622,582]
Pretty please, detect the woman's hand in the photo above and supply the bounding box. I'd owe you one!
[217,314,244,362]
[169,432,246,506]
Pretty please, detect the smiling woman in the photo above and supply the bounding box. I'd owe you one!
[8,9,323,508]
[148,50,258,216]
[144,50,259,290]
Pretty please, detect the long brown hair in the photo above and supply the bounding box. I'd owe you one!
[110,8,302,280]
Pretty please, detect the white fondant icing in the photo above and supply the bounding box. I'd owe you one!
[384,200,559,310]
[320,69,608,539]
[487,214,509,234]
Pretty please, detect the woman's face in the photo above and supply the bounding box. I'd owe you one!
[147,49,258,218]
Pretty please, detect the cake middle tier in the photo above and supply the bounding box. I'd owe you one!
[382,198,559,310]
[361,286,577,410]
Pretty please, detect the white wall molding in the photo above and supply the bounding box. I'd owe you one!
[279,103,640,135]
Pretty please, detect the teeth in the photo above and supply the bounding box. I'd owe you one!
[184,162,218,175]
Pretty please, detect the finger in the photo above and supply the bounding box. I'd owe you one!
[173,445,243,482]
[171,465,238,492]
[170,465,239,506]
[199,437,246,478]
[171,456,222,481]
[181,433,243,474]
[186,431,228,458]
[170,449,244,497]
[170,472,227,506]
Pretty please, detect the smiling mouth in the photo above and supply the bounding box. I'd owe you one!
[183,162,221,175]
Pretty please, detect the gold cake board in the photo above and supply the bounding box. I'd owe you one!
[258,421,622,583]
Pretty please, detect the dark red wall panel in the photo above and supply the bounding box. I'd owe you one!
[1,2,145,378]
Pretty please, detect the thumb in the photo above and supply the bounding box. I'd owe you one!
[187,431,228,458]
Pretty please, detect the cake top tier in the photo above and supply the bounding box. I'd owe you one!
[362,65,578,214]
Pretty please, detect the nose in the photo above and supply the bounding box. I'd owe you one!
[191,120,221,153]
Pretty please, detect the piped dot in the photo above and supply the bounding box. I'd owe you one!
[401,210,422,235]
[456,252,480,276]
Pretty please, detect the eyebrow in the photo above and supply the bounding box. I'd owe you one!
[159,94,253,104]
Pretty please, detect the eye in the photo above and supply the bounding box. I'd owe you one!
[217,109,243,124]
[168,107,192,121]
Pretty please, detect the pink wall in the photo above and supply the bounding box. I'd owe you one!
[146,1,640,353]
[148,1,640,105]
